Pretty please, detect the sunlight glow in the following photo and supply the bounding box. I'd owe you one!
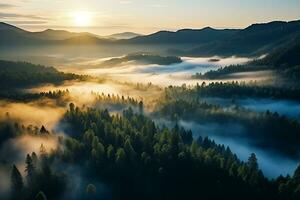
[73,11,92,27]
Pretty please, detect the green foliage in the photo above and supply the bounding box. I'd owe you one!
[0,60,84,89]
[11,165,24,199]
[165,81,300,101]
[156,84,300,157]
[3,103,300,200]
[35,191,47,200]
[57,105,293,199]
[86,184,96,194]
[99,53,182,66]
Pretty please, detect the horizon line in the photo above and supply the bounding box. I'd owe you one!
[1,18,300,36]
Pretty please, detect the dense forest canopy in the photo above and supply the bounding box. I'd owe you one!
[1,104,300,200]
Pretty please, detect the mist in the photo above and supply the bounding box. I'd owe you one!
[178,120,299,178]
[0,100,65,129]
[201,97,300,119]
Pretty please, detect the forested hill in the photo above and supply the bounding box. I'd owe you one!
[194,38,300,83]
[0,60,83,89]
[255,38,300,68]
[185,20,300,56]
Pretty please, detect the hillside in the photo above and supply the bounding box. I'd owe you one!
[186,20,300,56]
[194,38,300,84]
[98,53,182,67]
[123,27,239,44]
[1,20,300,56]
[0,22,110,45]
[108,32,142,39]
[0,60,82,89]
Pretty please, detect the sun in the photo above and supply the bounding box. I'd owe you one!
[73,11,92,27]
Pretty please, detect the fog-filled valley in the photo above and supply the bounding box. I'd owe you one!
[1,18,300,200]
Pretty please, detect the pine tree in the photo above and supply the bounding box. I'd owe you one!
[86,184,96,194]
[31,152,38,166]
[190,141,199,157]
[107,145,115,160]
[247,153,258,172]
[115,148,126,164]
[11,165,23,199]
[124,139,136,160]
[293,165,300,181]
[25,154,36,185]
[35,191,47,200]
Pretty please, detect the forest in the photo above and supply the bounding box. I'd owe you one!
[1,104,300,200]
[1,15,300,200]
[0,53,299,199]
[193,38,300,86]
[0,60,85,90]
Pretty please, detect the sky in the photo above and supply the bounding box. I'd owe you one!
[0,0,300,35]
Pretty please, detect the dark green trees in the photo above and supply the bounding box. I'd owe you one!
[25,154,36,185]
[248,153,258,171]
[35,191,47,200]
[4,103,300,200]
[10,165,23,199]
[58,104,286,199]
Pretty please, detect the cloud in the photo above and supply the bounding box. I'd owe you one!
[0,12,48,20]
[148,4,167,8]
[120,1,132,4]
[3,20,48,25]
[0,3,17,9]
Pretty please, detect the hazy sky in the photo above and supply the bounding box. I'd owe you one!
[1,0,300,35]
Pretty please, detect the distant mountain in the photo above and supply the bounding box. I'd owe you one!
[0,22,45,45]
[31,29,100,40]
[0,22,109,45]
[62,35,114,45]
[185,20,300,56]
[0,22,25,32]
[108,32,142,39]
[123,27,239,44]
[1,20,300,57]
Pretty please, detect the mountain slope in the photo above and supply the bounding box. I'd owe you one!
[186,20,300,56]
[195,38,300,83]
[1,20,300,54]
[108,32,142,39]
[0,60,81,89]
[30,29,101,40]
[124,27,239,44]
[0,22,108,45]
[0,22,26,32]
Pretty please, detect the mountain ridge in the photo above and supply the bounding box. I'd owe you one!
[1,20,300,56]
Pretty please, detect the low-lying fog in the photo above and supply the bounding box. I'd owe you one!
[202,97,300,119]
[178,120,299,178]
[77,56,261,86]
[1,52,298,180]
[154,118,299,178]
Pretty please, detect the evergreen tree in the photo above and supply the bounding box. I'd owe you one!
[107,145,115,160]
[10,165,23,199]
[293,165,300,181]
[25,154,36,186]
[247,153,258,172]
[35,191,47,200]
[115,148,126,164]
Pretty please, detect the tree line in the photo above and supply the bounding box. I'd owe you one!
[3,104,300,199]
